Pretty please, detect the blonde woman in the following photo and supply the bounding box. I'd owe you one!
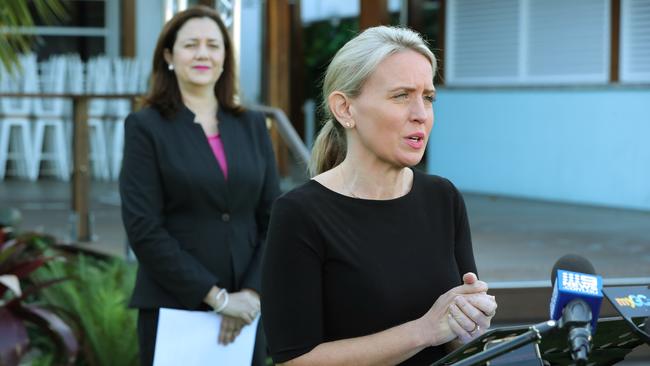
[261,26,497,365]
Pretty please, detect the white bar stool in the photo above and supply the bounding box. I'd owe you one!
[86,56,111,181]
[32,55,70,181]
[0,54,37,180]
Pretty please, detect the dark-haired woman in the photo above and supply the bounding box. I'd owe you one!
[119,6,279,365]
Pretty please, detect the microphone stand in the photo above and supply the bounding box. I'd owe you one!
[451,320,557,366]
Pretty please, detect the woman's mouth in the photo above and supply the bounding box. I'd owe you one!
[405,133,425,149]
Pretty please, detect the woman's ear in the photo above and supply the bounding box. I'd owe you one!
[328,91,355,129]
[163,48,173,67]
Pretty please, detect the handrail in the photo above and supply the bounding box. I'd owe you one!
[249,104,311,167]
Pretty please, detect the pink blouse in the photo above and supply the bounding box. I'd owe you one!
[207,134,228,179]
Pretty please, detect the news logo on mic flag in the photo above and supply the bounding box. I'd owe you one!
[550,270,603,330]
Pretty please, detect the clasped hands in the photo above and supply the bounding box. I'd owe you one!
[205,287,260,345]
[420,272,497,347]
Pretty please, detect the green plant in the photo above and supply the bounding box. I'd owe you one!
[0,228,79,366]
[33,253,139,366]
[302,17,359,103]
[0,0,66,74]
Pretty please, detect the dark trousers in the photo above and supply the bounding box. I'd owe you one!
[137,309,267,366]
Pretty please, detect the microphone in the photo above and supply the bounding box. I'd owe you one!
[549,254,603,365]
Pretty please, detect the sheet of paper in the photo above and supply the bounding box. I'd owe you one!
[153,308,259,366]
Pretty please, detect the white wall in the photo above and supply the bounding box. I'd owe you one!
[239,0,262,104]
[136,0,164,68]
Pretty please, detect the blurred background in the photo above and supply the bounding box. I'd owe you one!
[0,0,649,364]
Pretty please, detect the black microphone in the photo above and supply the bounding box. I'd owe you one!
[549,254,603,366]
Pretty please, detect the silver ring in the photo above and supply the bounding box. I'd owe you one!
[470,324,480,335]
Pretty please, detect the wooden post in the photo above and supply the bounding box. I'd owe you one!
[610,0,620,83]
[289,1,305,141]
[197,0,216,7]
[72,97,91,242]
[121,0,136,57]
[360,0,389,30]
[266,0,292,175]
[408,0,446,85]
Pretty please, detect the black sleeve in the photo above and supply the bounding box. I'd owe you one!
[261,196,325,364]
[449,180,478,278]
[120,112,217,308]
[242,112,281,293]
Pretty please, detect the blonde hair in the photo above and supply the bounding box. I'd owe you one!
[309,26,437,176]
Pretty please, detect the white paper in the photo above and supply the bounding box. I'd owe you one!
[153,308,259,366]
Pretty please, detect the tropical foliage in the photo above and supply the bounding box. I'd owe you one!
[0,0,66,73]
[32,252,139,366]
[0,228,78,366]
[0,216,139,366]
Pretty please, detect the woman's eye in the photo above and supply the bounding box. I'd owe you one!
[424,95,436,103]
[394,93,408,99]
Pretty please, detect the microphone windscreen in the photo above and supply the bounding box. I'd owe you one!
[551,254,596,285]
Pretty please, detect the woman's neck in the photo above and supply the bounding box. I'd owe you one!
[179,84,218,114]
[337,159,411,200]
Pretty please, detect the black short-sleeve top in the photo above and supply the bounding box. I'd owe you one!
[261,170,477,365]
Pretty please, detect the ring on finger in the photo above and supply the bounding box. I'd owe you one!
[470,324,480,335]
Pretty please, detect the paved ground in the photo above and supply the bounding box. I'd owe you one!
[4,179,649,282]
[2,178,649,363]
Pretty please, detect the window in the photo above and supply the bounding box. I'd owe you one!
[620,0,650,83]
[445,0,610,86]
[5,0,119,60]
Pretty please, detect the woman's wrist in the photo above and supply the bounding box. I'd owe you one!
[213,288,229,313]
[411,317,437,349]
[204,286,223,309]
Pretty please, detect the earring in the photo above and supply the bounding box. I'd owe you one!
[168,64,174,71]
[345,122,351,128]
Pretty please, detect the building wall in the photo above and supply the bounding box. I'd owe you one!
[426,88,650,211]
[136,0,164,66]
[240,0,262,104]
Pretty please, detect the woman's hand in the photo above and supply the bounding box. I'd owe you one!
[447,274,497,344]
[218,315,246,345]
[416,272,489,347]
[220,289,260,325]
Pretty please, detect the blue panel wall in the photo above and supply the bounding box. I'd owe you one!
[426,88,650,210]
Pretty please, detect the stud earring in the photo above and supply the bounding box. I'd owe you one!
[168,64,174,71]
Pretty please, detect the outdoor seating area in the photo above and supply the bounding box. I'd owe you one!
[0,53,148,181]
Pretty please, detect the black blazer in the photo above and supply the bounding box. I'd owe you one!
[120,105,280,309]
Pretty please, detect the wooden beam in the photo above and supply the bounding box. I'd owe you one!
[121,0,136,57]
[265,0,292,175]
[407,0,446,85]
[436,0,446,85]
[610,0,620,83]
[197,0,215,7]
[72,97,91,242]
[360,0,389,30]
[289,1,305,140]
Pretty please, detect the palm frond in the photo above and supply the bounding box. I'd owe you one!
[0,0,67,75]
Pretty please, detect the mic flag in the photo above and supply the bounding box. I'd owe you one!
[550,269,603,331]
